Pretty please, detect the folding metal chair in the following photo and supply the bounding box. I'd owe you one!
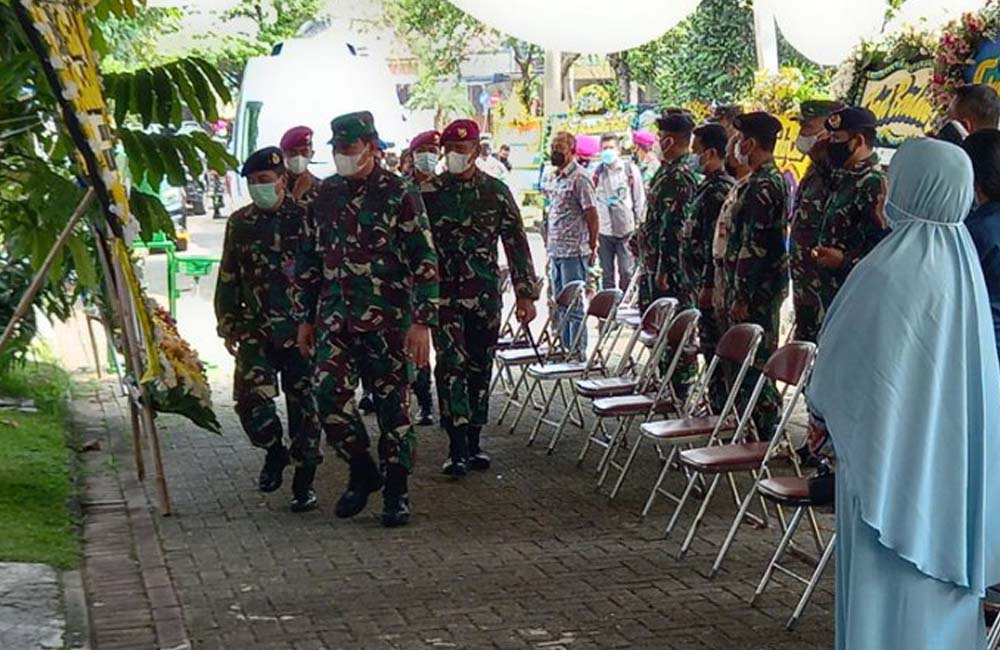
[544,298,672,454]
[599,308,703,500]
[589,309,700,492]
[670,342,817,560]
[494,281,586,426]
[575,298,678,471]
[636,323,764,518]
[707,341,819,573]
[517,289,624,443]
[749,475,835,630]
[604,267,644,353]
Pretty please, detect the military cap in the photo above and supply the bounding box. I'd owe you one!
[733,111,783,139]
[794,100,844,122]
[825,106,878,132]
[240,146,284,177]
[712,104,744,121]
[441,119,480,144]
[328,111,378,146]
[280,125,313,150]
[656,112,695,133]
[410,130,441,149]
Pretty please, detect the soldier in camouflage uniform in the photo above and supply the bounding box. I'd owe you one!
[681,123,735,410]
[215,147,322,513]
[788,100,843,342]
[280,125,322,208]
[813,107,888,315]
[641,112,699,394]
[294,112,439,528]
[723,113,790,437]
[421,119,540,476]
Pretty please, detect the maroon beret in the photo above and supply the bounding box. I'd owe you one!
[280,125,313,150]
[440,119,479,144]
[410,130,441,149]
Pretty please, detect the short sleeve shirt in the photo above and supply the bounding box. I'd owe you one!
[545,161,597,258]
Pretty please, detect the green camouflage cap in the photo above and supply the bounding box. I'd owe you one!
[328,111,378,145]
[794,99,845,122]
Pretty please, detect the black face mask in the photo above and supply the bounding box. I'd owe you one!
[550,150,566,167]
[827,140,854,168]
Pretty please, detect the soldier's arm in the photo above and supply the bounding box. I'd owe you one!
[733,181,781,305]
[655,176,693,280]
[399,187,439,327]
[214,218,241,339]
[292,204,321,325]
[841,176,888,274]
[698,188,727,291]
[498,184,541,300]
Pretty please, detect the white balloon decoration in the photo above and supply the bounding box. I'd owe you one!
[762,0,885,65]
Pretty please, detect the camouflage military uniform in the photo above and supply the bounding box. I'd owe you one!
[789,160,835,342]
[815,153,887,312]
[422,170,540,434]
[637,158,699,310]
[680,169,735,408]
[723,160,789,436]
[289,170,322,209]
[294,166,439,470]
[215,198,322,466]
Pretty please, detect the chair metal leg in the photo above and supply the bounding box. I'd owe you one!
[665,469,701,538]
[597,417,631,482]
[786,532,837,631]
[710,481,760,577]
[546,395,577,454]
[525,378,560,445]
[678,473,722,558]
[609,431,644,500]
[507,375,542,435]
[641,445,678,517]
[576,415,604,467]
[987,601,1000,649]
[750,507,805,607]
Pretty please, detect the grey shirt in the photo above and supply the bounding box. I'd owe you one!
[592,159,645,238]
[544,161,597,258]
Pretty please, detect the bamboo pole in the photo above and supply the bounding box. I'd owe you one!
[0,189,95,355]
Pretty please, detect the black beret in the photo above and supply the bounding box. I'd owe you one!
[733,111,783,140]
[825,106,878,132]
[240,146,284,177]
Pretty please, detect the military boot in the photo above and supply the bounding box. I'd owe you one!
[441,425,468,476]
[414,366,434,426]
[466,425,491,471]
[335,453,383,518]
[381,464,411,528]
[289,463,318,513]
[258,444,290,493]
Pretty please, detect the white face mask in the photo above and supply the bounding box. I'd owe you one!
[446,151,473,174]
[795,134,818,156]
[334,151,365,177]
[414,152,439,174]
[286,155,310,175]
[734,139,751,167]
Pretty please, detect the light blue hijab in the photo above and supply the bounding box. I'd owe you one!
[808,137,1000,594]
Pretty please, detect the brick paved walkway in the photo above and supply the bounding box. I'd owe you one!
[77,367,834,650]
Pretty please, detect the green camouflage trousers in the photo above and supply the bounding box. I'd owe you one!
[233,338,322,466]
[733,298,783,439]
[698,309,729,412]
[313,328,417,469]
[792,282,824,343]
[432,302,501,429]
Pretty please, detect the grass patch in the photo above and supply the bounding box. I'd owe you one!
[0,360,78,569]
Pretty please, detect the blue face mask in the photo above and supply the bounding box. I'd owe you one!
[600,149,618,165]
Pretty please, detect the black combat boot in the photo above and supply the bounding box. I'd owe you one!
[358,392,376,415]
[441,425,468,476]
[289,463,318,513]
[381,464,411,528]
[414,367,434,426]
[335,453,383,518]
[258,444,290,493]
[466,425,491,471]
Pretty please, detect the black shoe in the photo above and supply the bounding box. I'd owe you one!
[381,464,411,528]
[335,453,383,518]
[416,406,434,427]
[258,445,290,493]
[290,464,318,513]
[441,425,468,477]
[358,393,375,415]
[466,426,491,471]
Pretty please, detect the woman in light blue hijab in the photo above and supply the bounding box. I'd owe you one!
[807,138,1000,649]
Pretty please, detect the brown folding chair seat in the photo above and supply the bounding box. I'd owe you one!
[756,476,814,508]
[575,377,639,399]
[592,394,676,417]
[641,415,726,441]
[679,441,771,474]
